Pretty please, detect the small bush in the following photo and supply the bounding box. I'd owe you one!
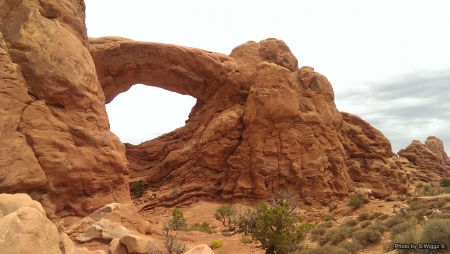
[190,222,216,234]
[349,195,364,209]
[301,245,350,254]
[320,220,334,228]
[339,241,363,254]
[409,200,429,211]
[131,180,145,197]
[343,218,359,227]
[412,208,429,223]
[310,227,327,241]
[377,214,389,220]
[318,227,352,246]
[390,221,415,237]
[210,240,223,249]
[366,221,387,233]
[299,222,316,235]
[359,220,372,229]
[393,229,420,254]
[431,198,447,208]
[357,212,370,221]
[384,215,405,228]
[440,178,450,187]
[323,213,335,221]
[353,229,382,246]
[239,235,253,244]
[171,187,179,197]
[169,208,187,231]
[420,218,450,248]
[163,223,187,254]
[252,201,306,254]
[416,182,424,188]
[368,211,384,220]
[214,204,235,227]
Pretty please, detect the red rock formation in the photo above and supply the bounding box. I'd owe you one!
[338,113,410,197]
[0,0,130,219]
[1,0,419,219]
[398,136,450,182]
[90,37,412,207]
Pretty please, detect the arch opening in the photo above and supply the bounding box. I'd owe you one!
[106,84,196,145]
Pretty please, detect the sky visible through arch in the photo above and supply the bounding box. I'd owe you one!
[85,0,450,154]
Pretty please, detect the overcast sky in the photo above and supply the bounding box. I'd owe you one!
[85,0,450,154]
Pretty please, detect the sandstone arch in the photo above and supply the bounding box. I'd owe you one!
[89,36,232,103]
[98,37,411,208]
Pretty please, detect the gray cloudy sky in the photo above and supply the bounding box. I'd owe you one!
[85,0,450,154]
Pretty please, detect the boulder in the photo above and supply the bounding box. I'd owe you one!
[0,193,105,254]
[0,206,61,253]
[65,203,150,242]
[119,234,155,254]
[183,244,215,254]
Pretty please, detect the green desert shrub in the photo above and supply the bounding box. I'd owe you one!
[352,229,382,246]
[369,212,384,220]
[343,218,359,227]
[318,227,352,246]
[366,221,388,233]
[419,218,450,250]
[431,198,447,209]
[359,220,372,229]
[440,177,450,187]
[251,201,305,254]
[349,194,364,209]
[300,245,350,254]
[390,221,415,238]
[239,235,253,244]
[357,212,370,221]
[323,213,335,221]
[412,208,429,223]
[384,215,405,228]
[310,226,327,241]
[131,180,145,197]
[169,208,187,231]
[338,241,363,254]
[392,229,420,254]
[320,220,334,228]
[209,240,223,249]
[409,200,429,211]
[190,222,216,234]
[214,204,235,227]
[377,214,389,220]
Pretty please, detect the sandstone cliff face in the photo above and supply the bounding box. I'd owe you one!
[0,0,130,219]
[90,37,412,207]
[398,136,450,182]
[338,112,410,197]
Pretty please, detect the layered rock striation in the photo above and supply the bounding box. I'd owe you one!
[90,37,412,207]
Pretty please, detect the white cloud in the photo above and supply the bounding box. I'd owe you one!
[336,69,450,153]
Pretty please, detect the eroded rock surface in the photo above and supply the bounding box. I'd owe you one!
[89,37,413,207]
[398,136,450,182]
[0,0,130,219]
[0,194,103,254]
[339,112,411,197]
